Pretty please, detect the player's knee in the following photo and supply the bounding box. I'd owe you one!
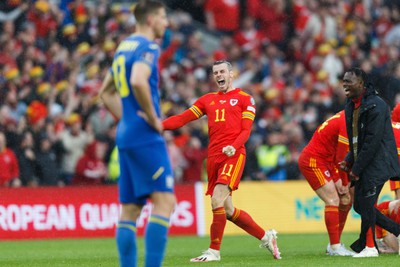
[152,192,176,215]
[120,204,143,221]
[325,195,340,206]
[339,193,351,206]
[211,196,224,209]
[159,193,176,212]
[225,207,234,219]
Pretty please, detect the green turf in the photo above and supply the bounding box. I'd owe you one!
[0,233,399,266]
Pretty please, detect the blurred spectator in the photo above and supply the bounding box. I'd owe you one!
[301,1,337,53]
[164,131,187,183]
[182,136,207,183]
[2,0,400,185]
[282,123,305,180]
[0,39,18,68]
[35,134,63,186]
[242,135,264,181]
[252,0,289,48]
[59,23,79,52]
[0,1,28,28]
[88,102,115,137]
[0,131,20,187]
[233,16,266,55]
[166,0,205,23]
[16,130,38,187]
[107,145,119,184]
[2,115,21,151]
[204,0,240,35]
[26,0,58,50]
[3,88,27,123]
[255,131,291,181]
[380,63,400,109]
[373,6,393,40]
[59,113,93,184]
[26,100,48,141]
[72,140,108,186]
[101,121,117,164]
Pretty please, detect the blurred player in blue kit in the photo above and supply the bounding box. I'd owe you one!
[99,1,175,267]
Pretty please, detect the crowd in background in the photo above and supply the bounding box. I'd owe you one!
[1,0,400,187]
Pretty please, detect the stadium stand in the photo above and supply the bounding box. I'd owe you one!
[1,0,400,186]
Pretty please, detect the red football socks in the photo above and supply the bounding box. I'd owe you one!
[338,203,351,236]
[209,207,227,250]
[229,208,265,240]
[366,227,375,247]
[325,205,340,245]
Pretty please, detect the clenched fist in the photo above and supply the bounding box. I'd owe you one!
[222,145,236,157]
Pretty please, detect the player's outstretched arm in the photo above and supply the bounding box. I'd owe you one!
[163,109,198,130]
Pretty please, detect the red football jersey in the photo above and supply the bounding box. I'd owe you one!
[302,110,349,181]
[376,200,400,238]
[392,122,400,161]
[0,148,19,186]
[190,88,256,157]
[390,122,400,191]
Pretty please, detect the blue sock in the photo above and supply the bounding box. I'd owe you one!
[145,215,170,267]
[116,220,137,267]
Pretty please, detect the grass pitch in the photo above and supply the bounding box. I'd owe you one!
[0,233,399,266]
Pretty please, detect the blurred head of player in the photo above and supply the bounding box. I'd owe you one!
[212,60,234,93]
[134,0,168,40]
[392,102,400,123]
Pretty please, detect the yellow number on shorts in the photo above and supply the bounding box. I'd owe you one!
[112,55,130,98]
[221,164,233,177]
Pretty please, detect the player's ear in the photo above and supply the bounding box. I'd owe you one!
[230,70,235,79]
[358,77,364,87]
[146,13,154,26]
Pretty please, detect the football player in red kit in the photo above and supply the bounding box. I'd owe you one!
[298,110,354,256]
[375,200,400,253]
[163,60,281,262]
[389,103,400,199]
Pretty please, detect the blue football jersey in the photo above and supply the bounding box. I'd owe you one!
[110,34,164,148]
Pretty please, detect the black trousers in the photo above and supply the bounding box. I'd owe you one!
[351,182,400,253]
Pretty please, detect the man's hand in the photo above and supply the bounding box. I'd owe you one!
[137,110,163,133]
[334,179,349,195]
[349,171,359,181]
[338,161,350,172]
[222,145,236,157]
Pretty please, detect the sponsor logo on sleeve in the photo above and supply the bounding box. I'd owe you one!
[247,106,256,113]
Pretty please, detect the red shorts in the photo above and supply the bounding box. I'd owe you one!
[298,151,339,190]
[390,180,400,191]
[205,153,245,196]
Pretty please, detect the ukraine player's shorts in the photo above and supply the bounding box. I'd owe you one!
[205,153,246,196]
[298,151,339,190]
[118,142,174,205]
